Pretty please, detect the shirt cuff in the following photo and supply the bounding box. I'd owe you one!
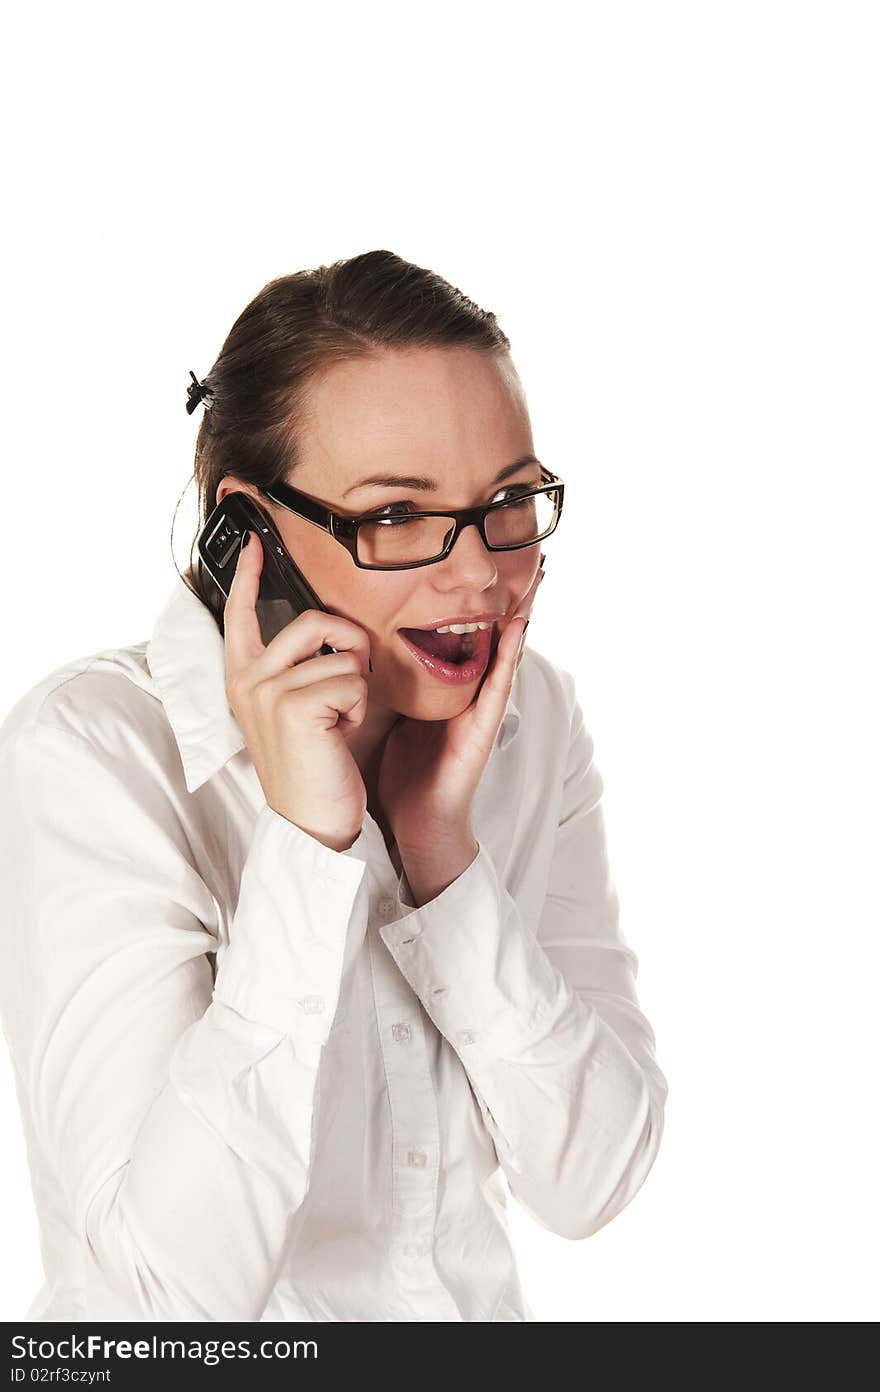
[381,839,569,1056]
[213,803,369,1046]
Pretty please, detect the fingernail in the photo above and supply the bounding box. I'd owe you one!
[241,530,251,548]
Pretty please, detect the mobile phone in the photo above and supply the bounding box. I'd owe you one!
[196,491,339,653]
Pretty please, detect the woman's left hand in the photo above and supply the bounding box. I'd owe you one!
[377,560,545,861]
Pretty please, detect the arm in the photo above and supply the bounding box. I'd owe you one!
[0,718,368,1320]
[383,692,668,1241]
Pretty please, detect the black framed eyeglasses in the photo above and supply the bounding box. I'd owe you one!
[256,464,564,571]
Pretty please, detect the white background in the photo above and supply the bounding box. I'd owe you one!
[1,1,877,1322]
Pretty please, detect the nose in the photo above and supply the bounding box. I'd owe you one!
[436,518,498,578]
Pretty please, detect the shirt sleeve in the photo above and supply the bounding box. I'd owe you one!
[0,717,369,1321]
[380,690,669,1242]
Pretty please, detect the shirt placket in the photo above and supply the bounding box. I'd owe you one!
[367,851,463,1321]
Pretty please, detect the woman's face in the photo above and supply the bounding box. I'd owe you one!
[217,346,543,724]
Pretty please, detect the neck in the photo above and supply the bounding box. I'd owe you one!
[346,701,400,799]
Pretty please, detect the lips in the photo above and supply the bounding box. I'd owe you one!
[397,624,493,685]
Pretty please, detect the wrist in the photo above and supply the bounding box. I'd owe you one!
[397,835,479,907]
[396,826,476,866]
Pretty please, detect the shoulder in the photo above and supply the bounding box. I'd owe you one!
[515,644,598,787]
[516,642,580,732]
[0,639,170,772]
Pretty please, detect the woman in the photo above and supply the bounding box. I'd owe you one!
[0,249,668,1322]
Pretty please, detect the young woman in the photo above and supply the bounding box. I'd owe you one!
[0,249,668,1322]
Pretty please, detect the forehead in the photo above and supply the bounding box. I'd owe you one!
[297,347,531,480]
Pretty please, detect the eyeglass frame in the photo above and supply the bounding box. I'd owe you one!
[255,464,564,571]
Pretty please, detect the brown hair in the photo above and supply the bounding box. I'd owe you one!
[172,249,512,636]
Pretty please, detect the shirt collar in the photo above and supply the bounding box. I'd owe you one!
[147,576,522,795]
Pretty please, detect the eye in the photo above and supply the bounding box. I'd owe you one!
[492,483,536,503]
[369,501,418,525]
[367,482,537,519]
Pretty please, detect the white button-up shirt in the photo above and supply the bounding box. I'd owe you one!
[0,576,668,1322]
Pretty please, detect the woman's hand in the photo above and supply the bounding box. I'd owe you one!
[224,529,372,853]
[377,557,546,871]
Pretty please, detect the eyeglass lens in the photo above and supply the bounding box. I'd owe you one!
[356,488,557,567]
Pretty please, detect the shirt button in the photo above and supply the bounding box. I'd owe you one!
[459,1030,476,1045]
[406,1149,427,1168]
[391,1023,412,1043]
[298,995,325,1014]
[378,897,396,918]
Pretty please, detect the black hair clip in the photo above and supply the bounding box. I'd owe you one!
[186,370,214,415]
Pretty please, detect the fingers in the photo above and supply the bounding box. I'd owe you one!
[224,529,372,688]
[512,557,546,671]
[223,529,266,671]
[514,619,530,670]
[473,583,540,728]
[513,564,545,629]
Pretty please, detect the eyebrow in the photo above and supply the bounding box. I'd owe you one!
[342,454,542,498]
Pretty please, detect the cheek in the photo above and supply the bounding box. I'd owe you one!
[501,552,539,604]
[364,580,406,636]
[282,523,384,624]
[278,519,336,584]
[316,569,407,640]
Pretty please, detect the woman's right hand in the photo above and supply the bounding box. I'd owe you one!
[223,529,371,853]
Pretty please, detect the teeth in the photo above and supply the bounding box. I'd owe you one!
[435,621,491,634]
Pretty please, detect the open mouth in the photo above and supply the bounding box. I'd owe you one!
[397,626,479,664]
[396,623,494,683]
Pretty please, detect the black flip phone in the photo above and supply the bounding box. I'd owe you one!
[196,491,339,653]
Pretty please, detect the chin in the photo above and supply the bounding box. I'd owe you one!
[398,690,476,722]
